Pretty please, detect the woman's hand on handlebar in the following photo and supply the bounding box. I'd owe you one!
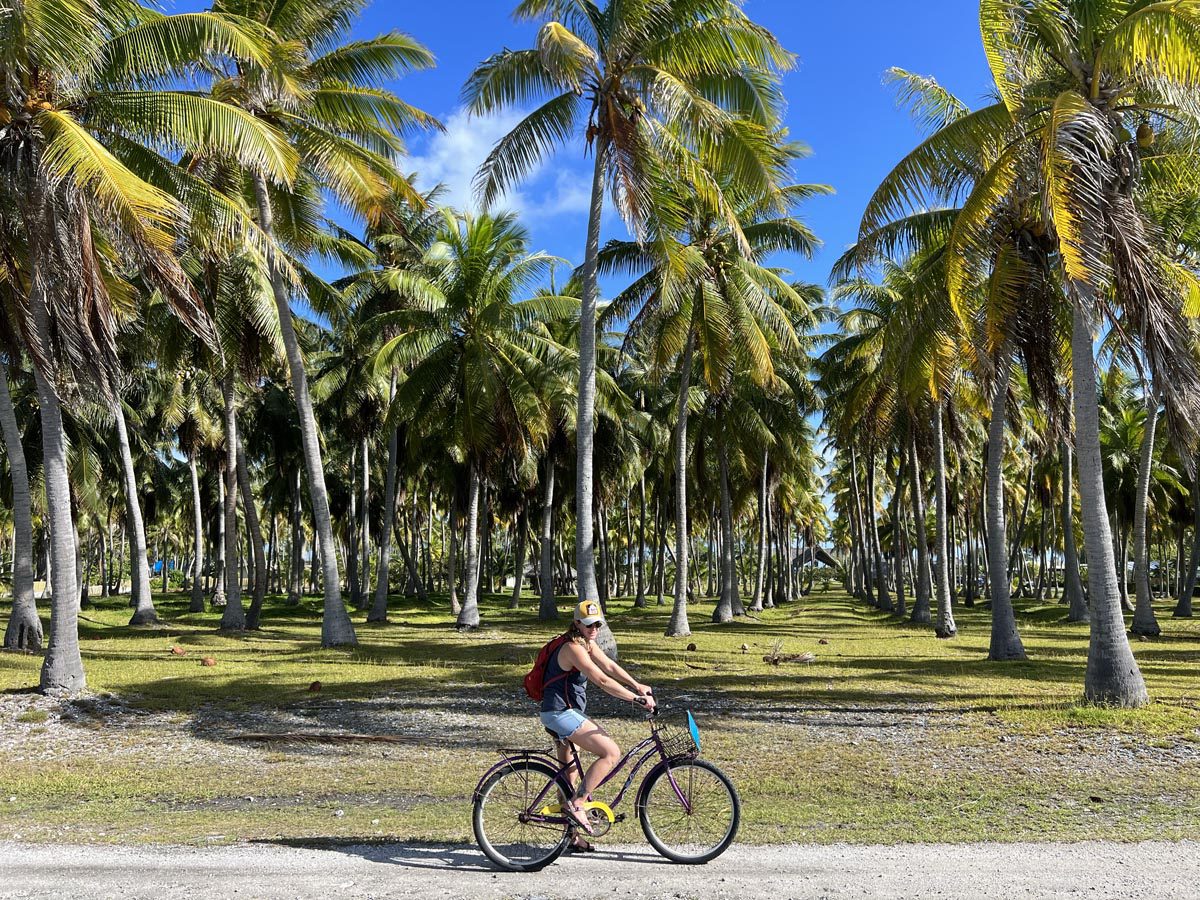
[632,691,657,714]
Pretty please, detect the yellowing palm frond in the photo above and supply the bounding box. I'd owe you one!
[945,141,1022,321]
[860,103,1015,238]
[38,109,180,251]
[1042,89,1112,287]
[536,21,598,91]
[1096,1,1200,99]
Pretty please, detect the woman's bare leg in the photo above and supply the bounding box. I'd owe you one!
[555,740,579,796]
[565,719,621,799]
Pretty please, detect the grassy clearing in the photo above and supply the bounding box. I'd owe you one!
[1,587,1199,845]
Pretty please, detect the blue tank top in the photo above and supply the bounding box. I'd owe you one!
[540,639,588,713]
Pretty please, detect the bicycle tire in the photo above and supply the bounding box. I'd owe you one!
[472,759,572,872]
[637,758,740,864]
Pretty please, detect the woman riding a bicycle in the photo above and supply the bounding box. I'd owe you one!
[540,600,656,843]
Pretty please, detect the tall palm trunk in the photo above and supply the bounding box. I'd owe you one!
[865,449,891,610]
[712,437,738,623]
[1007,465,1034,579]
[654,492,666,606]
[538,447,558,621]
[850,446,871,602]
[909,436,932,625]
[212,491,225,606]
[1174,464,1199,618]
[238,438,267,629]
[114,402,156,625]
[357,437,370,609]
[448,491,461,616]
[369,420,399,623]
[574,146,607,604]
[286,468,302,606]
[985,357,1025,660]
[510,507,528,608]
[29,240,84,693]
[1071,298,1147,706]
[1131,393,1161,637]
[457,462,482,629]
[1061,439,1089,622]
[219,372,244,630]
[188,454,206,613]
[0,360,40,650]
[346,450,359,602]
[252,175,355,647]
[634,469,647,608]
[932,402,957,638]
[890,470,907,618]
[666,332,695,637]
[751,449,769,612]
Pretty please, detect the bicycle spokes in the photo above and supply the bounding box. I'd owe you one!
[639,760,740,864]
[473,762,570,872]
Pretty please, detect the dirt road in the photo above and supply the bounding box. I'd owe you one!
[2,840,1196,899]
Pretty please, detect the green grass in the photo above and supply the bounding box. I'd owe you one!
[1,587,1199,845]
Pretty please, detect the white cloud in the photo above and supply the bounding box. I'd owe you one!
[530,168,592,217]
[406,107,593,221]
[407,108,529,211]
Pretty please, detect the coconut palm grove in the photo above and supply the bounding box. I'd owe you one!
[6,0,1200,875]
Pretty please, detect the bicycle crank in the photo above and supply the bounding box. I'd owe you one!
[537,800,616,836]
[586,801,616,837]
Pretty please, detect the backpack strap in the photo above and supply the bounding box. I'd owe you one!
[542,635,574,708]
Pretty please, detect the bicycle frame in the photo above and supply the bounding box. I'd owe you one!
[473,724,696,824]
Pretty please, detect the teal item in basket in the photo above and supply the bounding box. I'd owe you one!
[686,710,701,754]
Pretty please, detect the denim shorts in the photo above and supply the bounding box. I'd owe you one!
[539,708,587,740]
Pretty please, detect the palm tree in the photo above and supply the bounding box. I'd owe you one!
[467,0,793,603]
[209,0,440,646]
[373,210,578,628]
[978,0,1200,704]
[0,0,297,691]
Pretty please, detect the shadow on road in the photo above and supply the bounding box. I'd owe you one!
[253,838,666,871]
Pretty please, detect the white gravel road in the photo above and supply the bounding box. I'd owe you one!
[2,840,1196,899]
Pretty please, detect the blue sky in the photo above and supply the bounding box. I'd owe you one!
[361,1,995,291]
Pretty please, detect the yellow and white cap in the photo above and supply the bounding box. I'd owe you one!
[573,600,604,627]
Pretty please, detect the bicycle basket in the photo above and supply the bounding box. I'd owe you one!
[653,711,701,759]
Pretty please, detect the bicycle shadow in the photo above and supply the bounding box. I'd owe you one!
[254,839,667,871]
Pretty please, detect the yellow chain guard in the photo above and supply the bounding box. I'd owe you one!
[537,800,615,823]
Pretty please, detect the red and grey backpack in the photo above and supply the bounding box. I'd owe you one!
[523,633,572,702]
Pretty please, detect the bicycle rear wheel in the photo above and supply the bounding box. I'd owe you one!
[472,760,571,872]
[638,758,740,864]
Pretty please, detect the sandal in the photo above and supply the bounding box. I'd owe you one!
[563,800,594,835]
[566,836,597,853]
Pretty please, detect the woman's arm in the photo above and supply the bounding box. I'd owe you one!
[564,643,653,707]
[588,645,651,696]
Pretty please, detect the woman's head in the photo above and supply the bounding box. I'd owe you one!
[570,599,604,642]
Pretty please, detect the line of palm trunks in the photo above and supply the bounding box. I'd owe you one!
[834,376,1200,626]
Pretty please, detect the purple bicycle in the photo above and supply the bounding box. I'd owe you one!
[471,709,740,871]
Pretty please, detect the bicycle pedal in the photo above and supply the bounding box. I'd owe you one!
[612,813,625,824]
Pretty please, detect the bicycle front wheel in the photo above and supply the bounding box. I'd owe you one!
[638,758,740,864]
[472,760,571,872]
